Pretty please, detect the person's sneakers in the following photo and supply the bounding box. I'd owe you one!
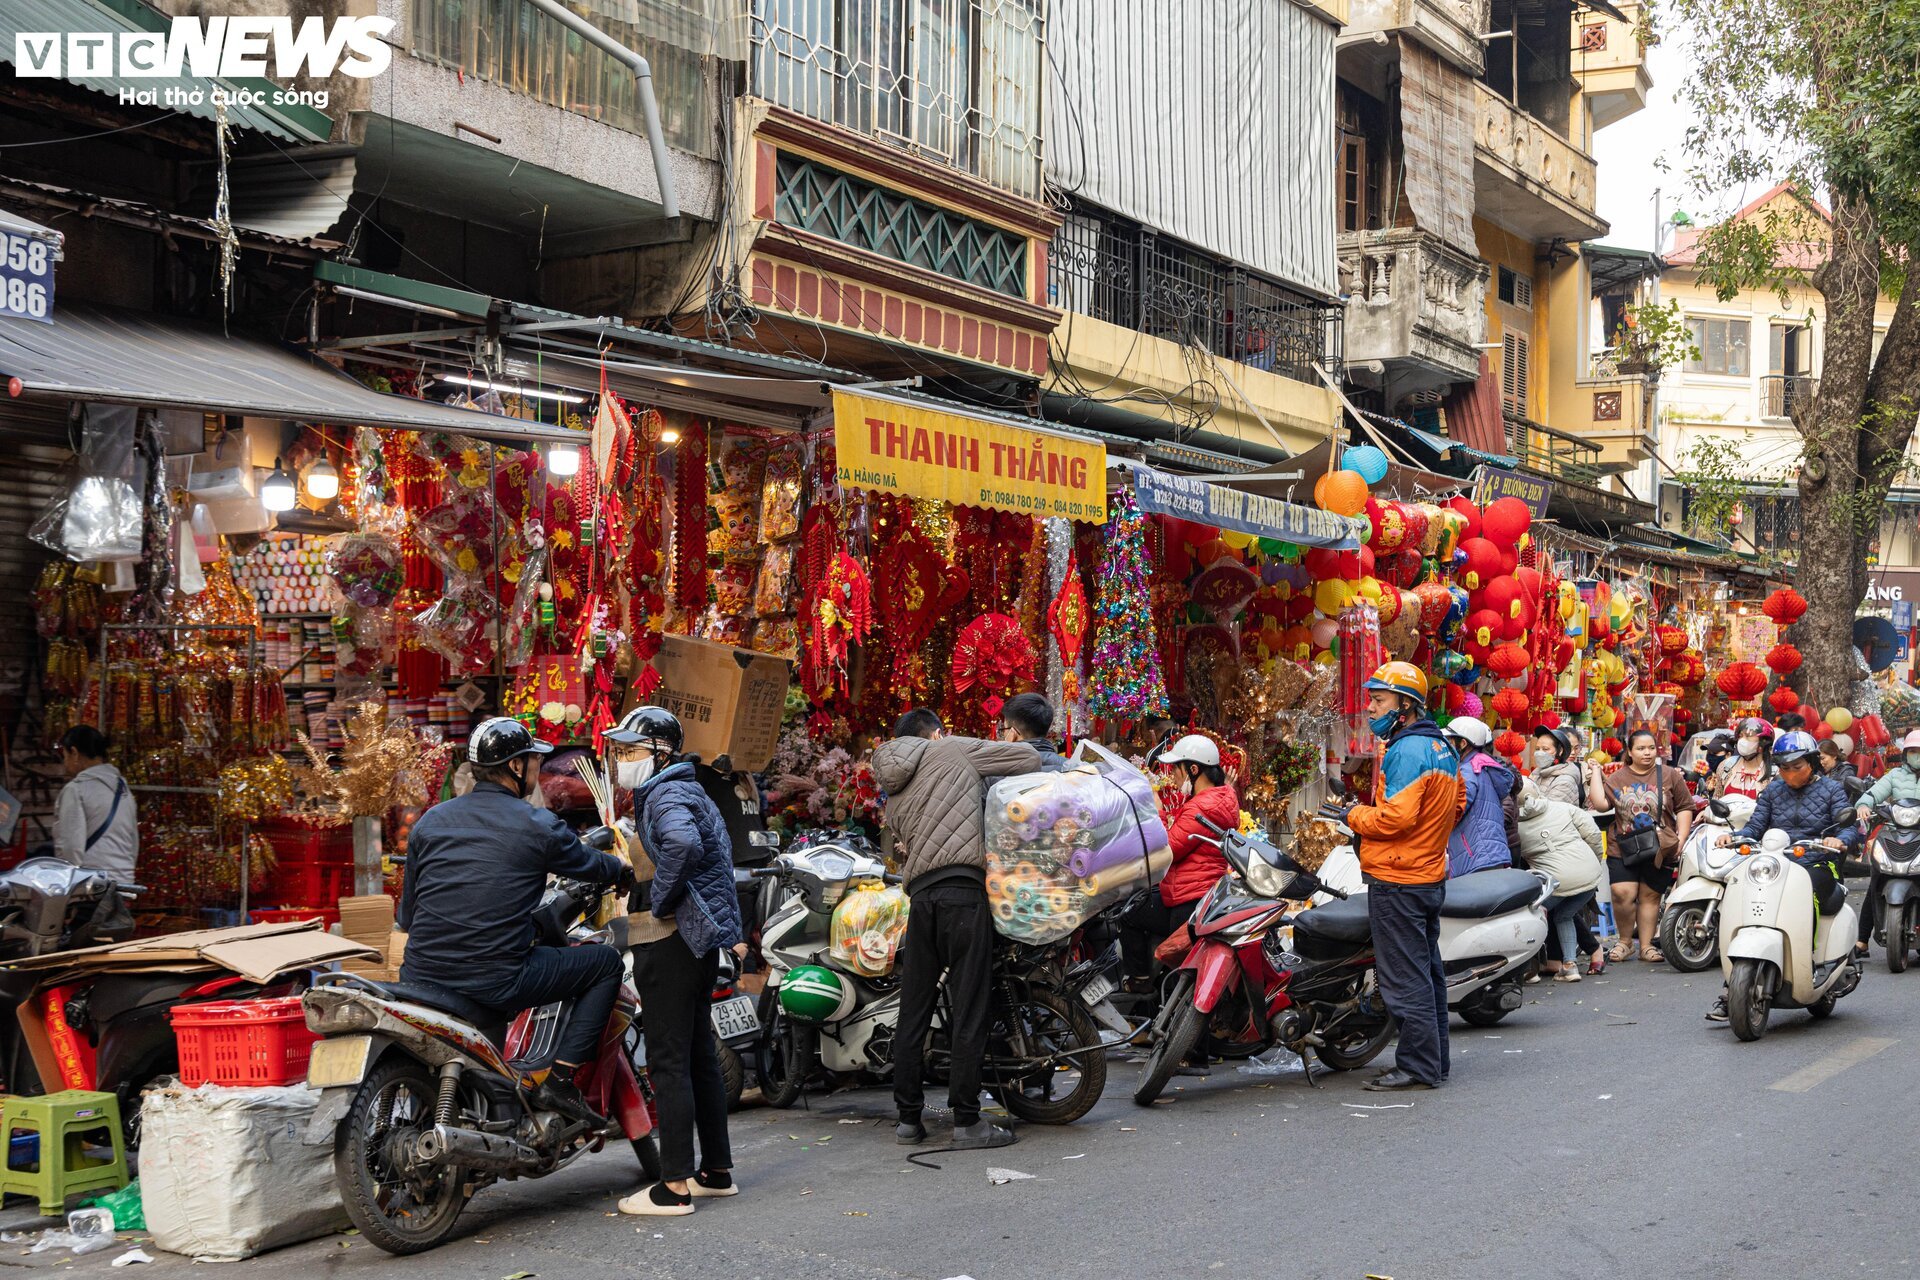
[1363,1069,1438,1092]
[690,1170,738,1198]
[950,1119,1017,1150]
[618,1182,694,1216]
[895,1118,928,1146]
[530,1067,612,1131]
[1706,995,1730,1023]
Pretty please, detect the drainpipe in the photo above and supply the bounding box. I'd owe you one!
[524,0,681,221]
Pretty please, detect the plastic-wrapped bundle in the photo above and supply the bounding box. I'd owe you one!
[984,742,1171,944]
[830,884,909,977]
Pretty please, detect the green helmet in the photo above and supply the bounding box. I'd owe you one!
[778,965,854,1024]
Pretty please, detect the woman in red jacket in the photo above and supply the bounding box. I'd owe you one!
[1119,735,1240,988]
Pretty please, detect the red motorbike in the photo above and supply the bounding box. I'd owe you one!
[1134,817,1393,1104]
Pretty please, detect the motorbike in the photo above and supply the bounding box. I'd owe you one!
[1865,801,1920,972]
[709,947,757,1107]
[302,865,657,1256]
[1656,793,1758,972]
[756,832,1111,1124]
[1717,825,1864,1042]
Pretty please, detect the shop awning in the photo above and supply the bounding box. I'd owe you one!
[0,207,64,260]
[1408,425,1517,469]
[0,305,583,443]
[1119,459,1360,550]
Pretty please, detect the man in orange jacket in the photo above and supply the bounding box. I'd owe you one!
[1343,662,1462,1091]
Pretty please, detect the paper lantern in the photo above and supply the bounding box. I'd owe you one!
[1446,495,1483,542]
[1169,519,1219,546]
[1400,505,1430,558]
[1491,687,1531,721]
[1465,608,1505,649]
[1486,642,1531,679]
[1811,722,1834,741]
[1481,497,1533,548]
[1655,625,1689,655]
[1384,547,1424,588]
[1858,713,1892,748]
[1494,729,1528,758]
[1716,661,1768,701]
[1195,538,1236,566]
[1371,502,1408,554]
[1761,587,1808,626]
[1218,529,1256,551]
[1483,575,1527,622]
[1414,582,1453,630]
[1826,706,1855,733]
[1310,616,1340,649]
[1601,736,1624,757]
[1316,469,1371,517]
[1345,444,1390,485]
[1764,643,1803,675]
[1458,538,1507,590]
[1314,578,1354,615]
[1302,547,1344,581]
[1375,584,1404,627]
[1357,545,1376,581]
[1768,685,1801,714]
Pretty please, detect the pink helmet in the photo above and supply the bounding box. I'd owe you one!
[1738,717,1775,743]
[1901,730,1920,752]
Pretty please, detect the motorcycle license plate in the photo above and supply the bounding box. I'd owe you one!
[1080,974,1116,1006]
[711,995,759,1040]
[306,1035,373,1089]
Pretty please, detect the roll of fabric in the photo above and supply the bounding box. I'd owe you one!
[1083,846,1173,896]
[1068,773,1170,877]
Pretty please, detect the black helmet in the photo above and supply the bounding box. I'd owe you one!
[468,716,553,767]
[604,705,683,756]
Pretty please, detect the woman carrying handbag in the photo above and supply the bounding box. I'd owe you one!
[1587,729,1693,964]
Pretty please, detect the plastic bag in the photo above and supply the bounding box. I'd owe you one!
[830,884,909,977]
[983,741,1170,944]
[327,533,403,608]
[26,1207,116,1254]
[31,405,146,562]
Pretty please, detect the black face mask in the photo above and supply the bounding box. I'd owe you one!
[510,758,535,800]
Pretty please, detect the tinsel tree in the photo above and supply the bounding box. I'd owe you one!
[1086,488,1168,721]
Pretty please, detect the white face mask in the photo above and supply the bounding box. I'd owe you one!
[1905,752,1920,772]
[1736,739,1759,758]
[1532,749,1556,769]
[616,756,657,790]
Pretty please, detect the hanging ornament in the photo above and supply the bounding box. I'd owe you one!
[950,613,1039,722]
[1764,642,1803,675]
[803,550,872,704]
[672,421,710,614]
[1716,660,1768,701]
[1087,488,1169,721]
[1047,555,1090,731]
[875,527,970,688]
[1760,587,1808,627]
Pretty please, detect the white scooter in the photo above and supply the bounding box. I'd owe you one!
[1718,826,1864,1042]
[1657,793,1757,972]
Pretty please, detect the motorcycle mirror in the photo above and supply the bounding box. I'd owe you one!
[583,826,617,851]
[1709,800,1730,819]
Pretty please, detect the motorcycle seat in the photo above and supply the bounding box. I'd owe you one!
[1440,869,1540,919]
[1292,896,1373,943]
[370,980,509,1042]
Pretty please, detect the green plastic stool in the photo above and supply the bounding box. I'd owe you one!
[0,1091,129,1215]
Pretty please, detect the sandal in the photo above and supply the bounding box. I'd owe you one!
[1587,954,1606,976]
[1641,945,1665,964]
[1608,941,1638,963]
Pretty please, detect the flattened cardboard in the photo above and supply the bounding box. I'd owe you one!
[200,933,378,984]
[646,635,792,772]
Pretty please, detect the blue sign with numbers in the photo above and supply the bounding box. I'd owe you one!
[0,230,55,323]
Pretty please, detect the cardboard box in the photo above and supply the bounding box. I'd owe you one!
[646,635,792,772]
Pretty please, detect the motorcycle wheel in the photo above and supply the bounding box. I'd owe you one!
[718,1034,746,1109]
[1808,989,1840,1019]
[631,1133,663,1182]
[1133,972,1204,1107]
[1315,1015,1394,1071]
[1727,957,1773,1043]
[995,986,1108,1126]
[1456,999,1511,1029]
[1886,903,1909,974]
[334,1058,470,1255]
[1658,904,1719,973]
[755,992,807,1109]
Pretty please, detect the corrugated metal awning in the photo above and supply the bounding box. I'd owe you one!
[0,306,583,443]
[1407,425,1517,469]
[0,207,64,260]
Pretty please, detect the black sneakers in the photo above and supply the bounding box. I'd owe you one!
[531,1068,612,1131]
[950,1119,1017,1150]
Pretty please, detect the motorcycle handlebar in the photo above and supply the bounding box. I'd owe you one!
[1195,813,1229,837]
[1317,884,1351,901]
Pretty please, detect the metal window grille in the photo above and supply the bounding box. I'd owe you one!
[749,0,1045,198]
[1762,374,1819,420]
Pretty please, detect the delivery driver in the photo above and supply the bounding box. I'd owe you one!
[1335,662,1462,1091]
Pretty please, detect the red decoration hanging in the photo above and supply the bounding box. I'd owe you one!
[950,613,1038,721]
[875,528,970,686]
[1493,729,1528,758]
[802,550,872,705]
[1490,687,1531,721]
[1768,685,1801,714]
[1486,642,1531,679]
[1655,624,1689,655]
[1761,587,1807,627]
[1048,558,1091,728]
[1715,660,1768,701]
[1601,736,1625,756]
[1480,497,1532,548]
[1764,642,1803,675]
[672,421,710,614]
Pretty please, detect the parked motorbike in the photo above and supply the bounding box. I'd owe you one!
[709,948,756,1107]
[1717,825,1864,1042]
[1657,793,1758,972]
[756,832,1111,1124]
[303,866,656,1256]
[1865,801,1920,972]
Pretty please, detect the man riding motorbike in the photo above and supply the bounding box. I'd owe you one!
[397,717,631,1126]
[1853,728,1920,957]
[1707,729,1858,1021]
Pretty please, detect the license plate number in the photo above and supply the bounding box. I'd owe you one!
[1080,974,1116,1006]
[306,1035,373,1089]
[711,995,759,1040]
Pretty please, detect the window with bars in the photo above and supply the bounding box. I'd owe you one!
[1502,332,1530,413]
[1497,266,1533,309]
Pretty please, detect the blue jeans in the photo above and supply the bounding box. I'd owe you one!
[1367,880,1448,1085]
[1545,891,1595,965]
[467,943,623,1065]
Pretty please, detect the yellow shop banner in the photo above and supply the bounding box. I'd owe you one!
[832,389,1108,523]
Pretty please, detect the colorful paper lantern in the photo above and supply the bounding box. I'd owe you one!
[1313,578,1354,615]
[1826,706,1855,733]
[1764,643,1803,675]
[1480,496,1532,548]
[1486,642,1531,679]
[1458,538,1507,591]
[1483,575,1527,622]
[1446,495,1483,542]
[1315,469,1371,518]
[1768,685,1801,714]
[1655,624,1689,655]
[1761,587,1808,627]
[1491,687,1531,721]
[1345,444,1390,485]
[1414,582,1453,630]
[1716,661,1768,701]
[1465,608,1505,649]
[1494,729,1528,758]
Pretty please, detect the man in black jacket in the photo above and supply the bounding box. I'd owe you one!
[998,692,1068,772]
[400,717,628,1127]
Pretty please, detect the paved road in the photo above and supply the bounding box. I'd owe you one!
[11,899,1915,1278]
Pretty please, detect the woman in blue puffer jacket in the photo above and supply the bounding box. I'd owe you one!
[1443,717,1516,877]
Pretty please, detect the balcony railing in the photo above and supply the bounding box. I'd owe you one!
[1504,407,1604,487]
[747,0,1046,198]
[1049,203,1343,386]
[1473,83,1600,235]
[1336,227,1487,383]
[1763,374,1819,420]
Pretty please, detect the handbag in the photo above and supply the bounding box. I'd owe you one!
[1612,764,1664,869]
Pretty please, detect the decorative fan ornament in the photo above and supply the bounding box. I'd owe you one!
[950,613,1038,721]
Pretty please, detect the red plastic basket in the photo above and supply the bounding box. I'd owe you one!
[169,996,320,1088]
[258,819,354,863]
[261,858,355,910]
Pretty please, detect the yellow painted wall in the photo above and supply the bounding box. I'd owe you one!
[1046,312,1339,454]
[1473,217,1551,422]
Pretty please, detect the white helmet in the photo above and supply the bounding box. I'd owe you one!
[1832,733,1853,756]
[1157,734,1221,768]
[1445,716,1493,749]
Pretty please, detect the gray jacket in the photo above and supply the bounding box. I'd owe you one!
[871,736,1041,893]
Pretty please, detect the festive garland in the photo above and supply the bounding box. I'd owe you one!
[1087,488,1169,722]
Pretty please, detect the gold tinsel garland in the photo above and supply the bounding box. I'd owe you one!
[289,699,451,822]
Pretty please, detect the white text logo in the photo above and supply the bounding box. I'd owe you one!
[14,16,395,81]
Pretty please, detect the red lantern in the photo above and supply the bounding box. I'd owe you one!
[1446,495,1483,541]
[1601,736,1625,756]
[1768,685,1801,714]
[1465,608,1505,649]
[1414,582,1453,630]
[1764,643,1803,675]
[1302,547,1346,581]
[1715,661,1768,701]
[1811,722,1834,741]
[1371,501,1408,553]
[1539,710,1563,730]
[1761,588,1808,626]
[1858,714,1893,749]
[1483,575,1527,622]
[1491,687,1531,721]
[1655,625,1689,655]
[1481,497,1533,548]
[1486,642,1531,679]
[1459,537,1507,590]
[1400,504,1430,555]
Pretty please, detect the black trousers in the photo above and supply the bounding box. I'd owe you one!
[1858,871,1887,944]
[893,883,994,1126]
[1368,880,1449,1086]
[1119,896,1198,979]
[633,935,732,1183]
[466,944,622,1066]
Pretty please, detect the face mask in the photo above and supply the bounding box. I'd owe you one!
[1906,753,1920,772]
[1369,711,1401,738]
[1532,749,1556,769]
[616,756,657,790]
[1736,739,1758,758]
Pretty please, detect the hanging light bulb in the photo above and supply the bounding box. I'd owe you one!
[261,456,296,512]
[305,456,340,500]
[548,442,581,477]
[659,426,681,445]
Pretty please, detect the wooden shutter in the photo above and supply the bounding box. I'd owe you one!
[1502,333,1530,413]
